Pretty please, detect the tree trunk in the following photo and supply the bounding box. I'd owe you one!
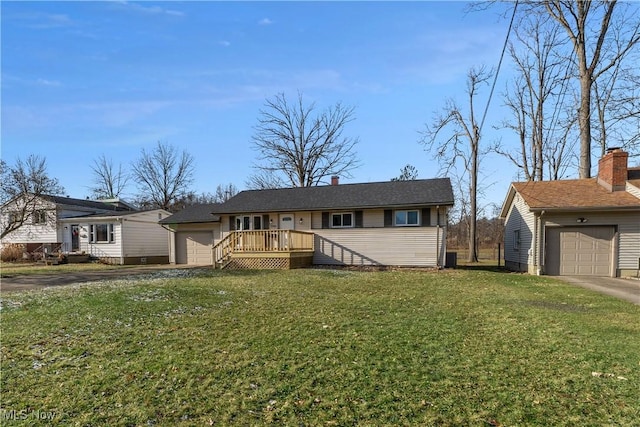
[578,73,593,178]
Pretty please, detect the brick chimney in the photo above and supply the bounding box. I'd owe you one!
[331,176,339,186]
[597,147,628,191]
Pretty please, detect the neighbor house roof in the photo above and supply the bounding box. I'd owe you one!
[212,178,454,214]
[500,178,640,217]
[160,203,222,224]
[46,195,135,212]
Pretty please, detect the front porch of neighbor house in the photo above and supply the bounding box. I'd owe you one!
[213,229,315,269]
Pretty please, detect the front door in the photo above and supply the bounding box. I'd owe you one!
[279,214,295,230]
[71,225,80,252]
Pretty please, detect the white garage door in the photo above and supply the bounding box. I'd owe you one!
[546,227,614,276]
[176,231,213,265]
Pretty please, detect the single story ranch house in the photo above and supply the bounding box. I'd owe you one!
[161,177,454,269]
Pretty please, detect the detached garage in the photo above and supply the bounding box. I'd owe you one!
[500,148,640,278]
[160,203,221,266]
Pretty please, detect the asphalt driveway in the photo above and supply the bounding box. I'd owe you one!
[558,275,640,305]
[0,265,208,293]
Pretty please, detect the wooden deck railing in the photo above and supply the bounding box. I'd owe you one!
[213,230,314,267]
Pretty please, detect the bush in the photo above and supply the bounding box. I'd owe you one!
[1,244,26,262]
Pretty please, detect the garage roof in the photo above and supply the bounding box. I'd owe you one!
[160,203,221,224]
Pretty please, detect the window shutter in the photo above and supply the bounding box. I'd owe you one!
[421,208,431,226]
[355,211,363,228]
[321,212,330,229]
[262,214,270,229]
[229,216,236,231]
[384,210,392,227]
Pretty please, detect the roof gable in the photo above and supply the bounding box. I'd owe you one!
[214,178,454,214]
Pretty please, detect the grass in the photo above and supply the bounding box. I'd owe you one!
[0,262,149,277]
[1,268,639,426]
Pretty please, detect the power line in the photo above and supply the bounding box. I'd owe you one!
[479,0,519,136]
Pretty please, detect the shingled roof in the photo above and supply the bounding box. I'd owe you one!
[160,203,222,224]
[212,178,453,214]
[505,178,640,213]
[46,195,135,212]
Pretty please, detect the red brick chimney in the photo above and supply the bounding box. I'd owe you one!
[597,147,628,191]
[331,176,339,186]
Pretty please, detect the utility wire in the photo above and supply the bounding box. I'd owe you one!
[479,0,519,135]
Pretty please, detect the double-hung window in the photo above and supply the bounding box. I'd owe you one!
[331,212,353,228]
[395,210,419,226]
[90,224,115,243]
[32,210,48,224]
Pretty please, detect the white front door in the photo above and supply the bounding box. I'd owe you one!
[279,214,295,230]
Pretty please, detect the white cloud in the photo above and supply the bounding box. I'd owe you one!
[218,40,231,47]
[116,1,185,17]
[36,78,62,87]
[258,18,273,26]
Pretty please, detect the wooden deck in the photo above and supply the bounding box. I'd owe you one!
[213,230,315,269]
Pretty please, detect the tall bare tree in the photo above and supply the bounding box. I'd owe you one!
[248,92,360,188]
[131,141,195,211]
[1,155,64,239]
[421,66,493,263]
[539,0,640,178]
[89,154,130,200]
[498,12,577,181]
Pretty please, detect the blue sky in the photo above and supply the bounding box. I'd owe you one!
[2,1,519,214]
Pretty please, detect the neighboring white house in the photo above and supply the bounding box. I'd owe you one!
[161,178,454,269]
[499,148,640,278]
[1,195,171,265]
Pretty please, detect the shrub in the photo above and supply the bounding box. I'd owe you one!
[1,244,26,262]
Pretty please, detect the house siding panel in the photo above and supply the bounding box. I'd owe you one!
[121,210,171,259]
[313,227,442,267]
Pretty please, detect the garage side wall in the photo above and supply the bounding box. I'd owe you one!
[503,194,536,273]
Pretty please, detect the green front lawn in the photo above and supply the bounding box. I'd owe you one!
[1,269,638,426]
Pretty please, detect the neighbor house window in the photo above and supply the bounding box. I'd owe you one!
[513,230,521,251]
[331,212,353,228]
[90,224,115,243]
[32,210,47,224]
[395,210,419,226]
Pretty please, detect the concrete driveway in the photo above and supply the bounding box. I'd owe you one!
[0,265,209,293]
[558,276,640,305]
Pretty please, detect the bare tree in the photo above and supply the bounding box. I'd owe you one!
[592,48,640,156]
[131,141,195,211]
[498,12,577,181]
[1,155,64,239]
[391,164,419,181]
[213,183,238,203]
[539,0,640,178]
[421,66,493,263]
[89,154,130,199]
[249,92,360,188]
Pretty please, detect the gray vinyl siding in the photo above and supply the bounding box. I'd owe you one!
[313,227,444,267]
[626,182,640,199]
[503,193,536,272]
